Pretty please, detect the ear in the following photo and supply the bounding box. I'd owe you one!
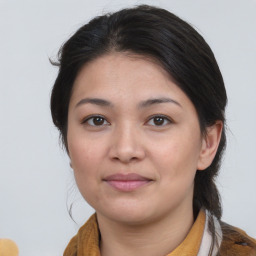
[197,121,223,171]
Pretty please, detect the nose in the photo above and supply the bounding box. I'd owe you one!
[109,123,146,163]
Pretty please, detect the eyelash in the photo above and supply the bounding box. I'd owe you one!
[81,114,172,127]
[146,114,172,126]
[81,115,110,126]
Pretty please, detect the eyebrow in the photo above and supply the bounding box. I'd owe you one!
[138,97,182,108]
[75,97,181,108]
[75,98,113,108]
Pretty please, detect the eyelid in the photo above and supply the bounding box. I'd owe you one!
[81,114,110,126]
[146,114,173,126]
[80,114,173,127]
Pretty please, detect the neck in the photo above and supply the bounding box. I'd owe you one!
[97,205,194,256]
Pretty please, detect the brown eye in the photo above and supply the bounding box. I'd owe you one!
[153,117,165,126]
[83,115,109,126]
[92,117,105,125]
[147,115,171,126]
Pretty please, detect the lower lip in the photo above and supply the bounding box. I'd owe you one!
[105,180,151,192]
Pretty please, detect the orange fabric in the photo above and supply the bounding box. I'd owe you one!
[220,221,256,256]
[64,210,206,256]
[64,209,256,256]
[63,214,100,256]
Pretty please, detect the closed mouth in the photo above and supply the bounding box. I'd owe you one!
[103,173,153,191]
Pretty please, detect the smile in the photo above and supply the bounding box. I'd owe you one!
[103,173,153,192]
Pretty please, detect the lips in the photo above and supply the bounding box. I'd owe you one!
[103,173,152,192]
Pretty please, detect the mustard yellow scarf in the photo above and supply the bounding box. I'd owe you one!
[63,209,220,256]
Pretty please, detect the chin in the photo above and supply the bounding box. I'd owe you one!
[109,212,153,226]
[95,200,159,226]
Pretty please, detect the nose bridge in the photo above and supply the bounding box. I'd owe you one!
[110,120,145,162]
[116,121,137,147]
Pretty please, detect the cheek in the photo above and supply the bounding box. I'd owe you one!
[68,139,104,203]
[150,132,202,179]
[68,131,103,168]
[68,137,102,191]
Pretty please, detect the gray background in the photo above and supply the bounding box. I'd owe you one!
[0,0,255,255]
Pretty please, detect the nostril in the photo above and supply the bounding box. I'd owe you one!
[112,155,139,163]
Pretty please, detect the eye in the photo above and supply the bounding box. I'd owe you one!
[82,115,110,126]
[147,115,172,126]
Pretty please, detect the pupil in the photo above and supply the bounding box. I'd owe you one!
[154,117,164,125]
[93,117,104,125]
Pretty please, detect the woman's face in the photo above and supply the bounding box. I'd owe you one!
[67,53,209,225]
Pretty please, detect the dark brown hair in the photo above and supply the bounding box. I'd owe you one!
[51,5,227,220]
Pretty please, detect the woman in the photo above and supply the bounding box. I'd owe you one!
[50,5,256,256]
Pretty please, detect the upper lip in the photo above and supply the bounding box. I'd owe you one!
[103,173,152,181]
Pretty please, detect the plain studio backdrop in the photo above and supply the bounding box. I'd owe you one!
[0,0,255,255]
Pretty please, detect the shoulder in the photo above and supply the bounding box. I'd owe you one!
[219,221,256,256]
[63,214,99,256]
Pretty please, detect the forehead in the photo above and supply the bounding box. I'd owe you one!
[70,53,188,104]
[68,52,200,131]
